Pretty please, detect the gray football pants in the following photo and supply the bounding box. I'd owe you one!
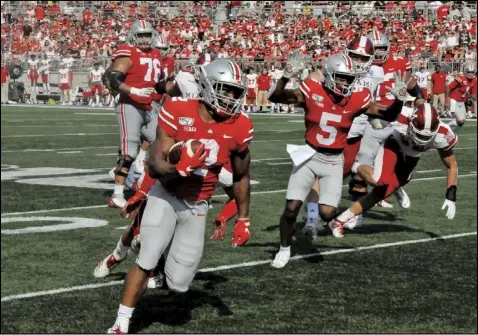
[286,151,344,208]
[355,123,394,169]
[136,183,209,293]
[115,103,157,159]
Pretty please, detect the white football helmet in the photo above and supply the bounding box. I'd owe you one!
[129,19,156,50]
[323,54,357,97]
[197,59,246,117]
[367,30,390,64]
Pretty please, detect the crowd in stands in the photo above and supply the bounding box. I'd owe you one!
[1,1,477,73]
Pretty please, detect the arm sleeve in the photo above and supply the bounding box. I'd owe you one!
[158,99,178,137]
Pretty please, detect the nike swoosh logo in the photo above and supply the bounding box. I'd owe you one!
[388,68,395,71]
[223,134,234,139]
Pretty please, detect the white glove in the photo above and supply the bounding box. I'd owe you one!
[385,70,414,102]
[283,49,306,79]
[130,87,155,97]
[441,199,456,220]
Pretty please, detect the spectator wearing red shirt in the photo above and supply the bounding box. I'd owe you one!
[1,63,10,104]
[431,64,447,113]
[256,69,271,112]
[82,8,93,25]
[437,4,450,21]
[35,5,45,22]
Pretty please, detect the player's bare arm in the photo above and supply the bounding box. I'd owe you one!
[147,126,179,181]
[231,148,251,219]
[439,148,458,188]
[364,97,404,121]
[268,78,304,105]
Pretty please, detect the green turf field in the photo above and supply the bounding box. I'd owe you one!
[1,105,477,333]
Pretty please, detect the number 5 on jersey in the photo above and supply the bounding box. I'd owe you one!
[316,112,342,146]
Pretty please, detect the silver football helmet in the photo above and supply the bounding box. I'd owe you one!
[151,34,168,56]
[464,62,476,79]
[198,59,246,117]
[129,19,156,49]
[367,30,390,64]
[323,54,357,97]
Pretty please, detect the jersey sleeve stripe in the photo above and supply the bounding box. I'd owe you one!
[301,81,311,93]
[242,135,253,143]
[299,83,310,99]
[158,113,178,131]
[160,107,174,120]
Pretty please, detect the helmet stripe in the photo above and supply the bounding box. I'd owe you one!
[140,20,146,29]
[359,36,367,49]
[374,30,380,42]
[231,61,241,82]
[424,104,432,131]
[344,55,353,72]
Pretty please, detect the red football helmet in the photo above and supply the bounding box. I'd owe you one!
[408,103,440,147]
[345,36,375,74]
[367,30,390,65]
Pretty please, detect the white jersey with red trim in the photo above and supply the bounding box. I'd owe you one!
[246,73,257,88]
[27,59,39,72]
[59,68,69,83]
[174,69,200,99]
[90,68,105,84]
[39,59,50,74]
[414,71,431,88]
[353,65,384,97]
[391,108,458,158]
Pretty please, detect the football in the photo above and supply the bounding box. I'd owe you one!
[167,140,203,164]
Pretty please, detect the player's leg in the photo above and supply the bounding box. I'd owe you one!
[111,103,143,207]
[108,184,178,334]
[301,177,323,238]
[271,155,318,268]
[137,109,157,175]
[448,98,466,131]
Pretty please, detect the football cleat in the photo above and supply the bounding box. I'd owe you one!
[107,321,128,334]
[343,214,363,230]
[301,224,318,242]
[147,271,165,289]
[328,219,345,238]
[394,187,410,209]
[271,249,291,269]
[94,253,126,278]
[376,199,394,208]
[109,194,127,208]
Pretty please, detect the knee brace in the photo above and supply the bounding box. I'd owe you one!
[348,177,368,199]
[115,155,134,177]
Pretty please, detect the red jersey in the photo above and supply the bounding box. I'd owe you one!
[112,45,162,110]
[158,98,254,201]
[257,74,272,91]
[1,66,9,84]
[161,56,175,79]
[449,75,471,102]
[431,72,447,94]
[299,78,373,151]
[375,56,411,106]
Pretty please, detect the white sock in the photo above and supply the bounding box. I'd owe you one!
[336,209,356,223]
[136,148,147,163]
[116,304,134,331]
[306,202,319,226]
[279,245,290,256]
[114,184,124,195]
[113,238,129,260]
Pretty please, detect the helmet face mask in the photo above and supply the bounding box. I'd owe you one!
[198,59,246,118]
[367,30,390,65]
[464,63,476,79]
[324,54,357,97]
[373,46,389,64]
[129,20,156,50]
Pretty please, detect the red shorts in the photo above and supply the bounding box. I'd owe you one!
[59,83,70,91]
[420,87,428,100]
[373,138,419,197]
[91,83,103,94]
[82,90,93,98]
[41,74,49,83]
[29,71,39,81]
[247,88,256,99]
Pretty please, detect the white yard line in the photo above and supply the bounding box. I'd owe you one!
[2,173,476,217]
[57,151,83,154]
[1,231,475,302]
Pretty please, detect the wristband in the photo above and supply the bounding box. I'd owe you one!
[130,87,140,95]
[445,185,457,202]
